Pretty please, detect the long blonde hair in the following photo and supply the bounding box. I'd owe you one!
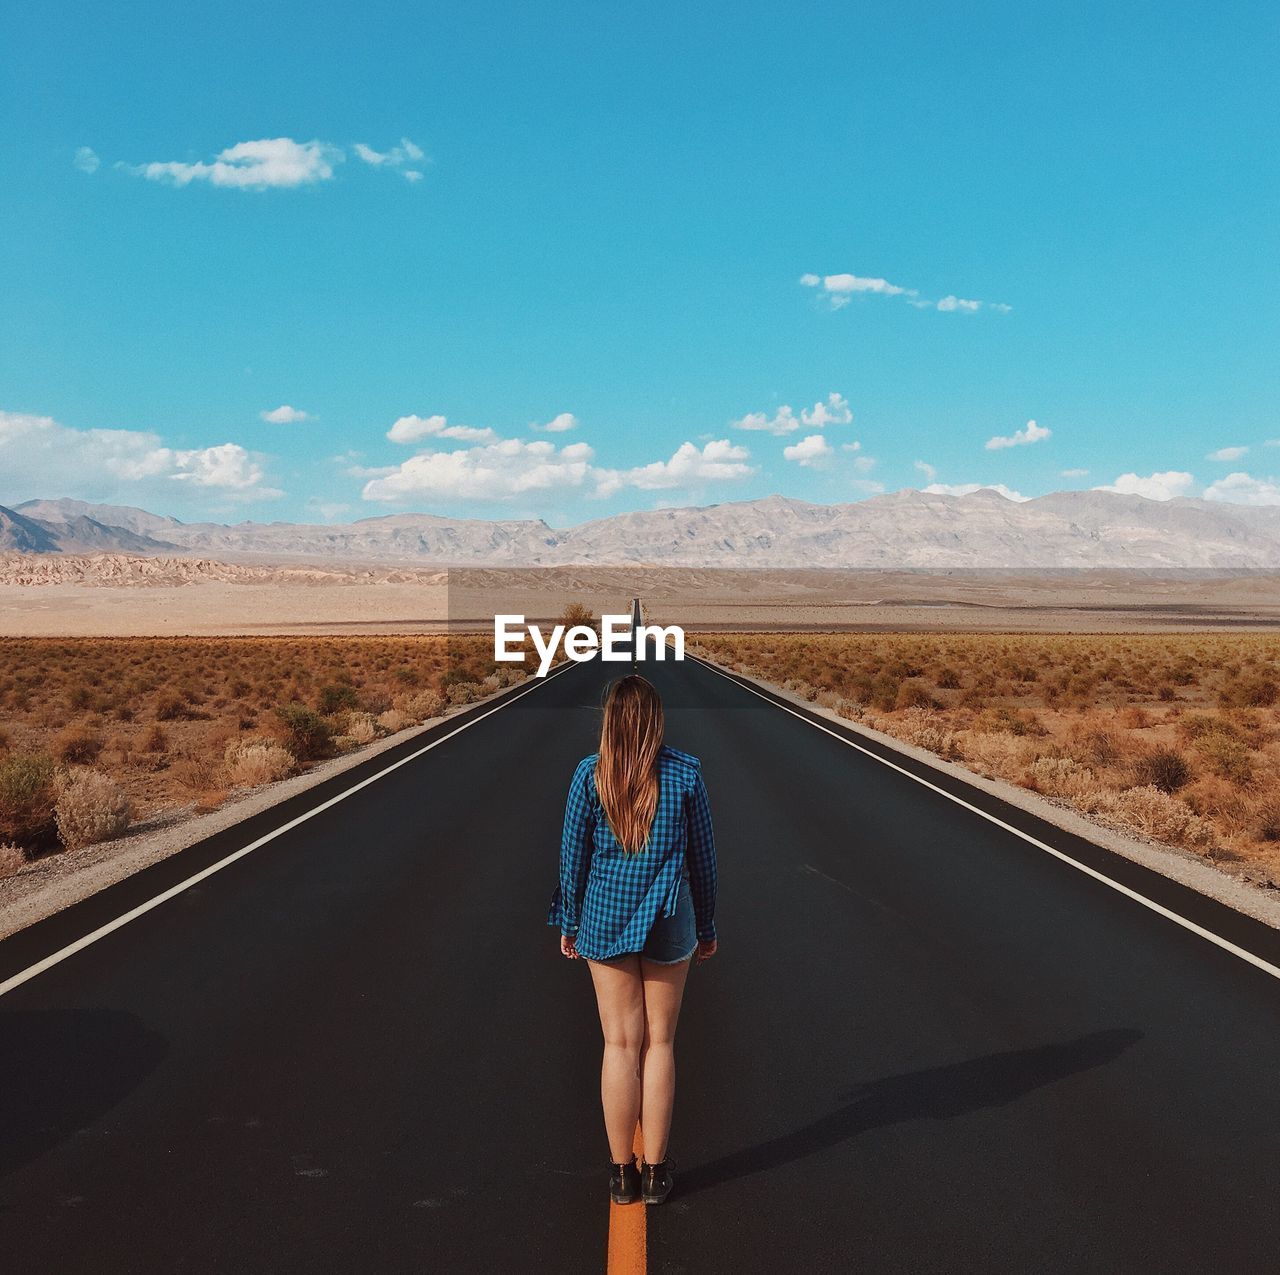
[595,674,664,852]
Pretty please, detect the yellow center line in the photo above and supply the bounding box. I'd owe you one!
[605,1123,646,1274]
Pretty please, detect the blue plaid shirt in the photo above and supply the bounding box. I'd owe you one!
[547,744,718,961]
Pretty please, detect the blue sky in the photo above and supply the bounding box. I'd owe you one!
[2,0,1278,526]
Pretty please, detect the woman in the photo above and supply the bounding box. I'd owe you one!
[547,673,719,1207]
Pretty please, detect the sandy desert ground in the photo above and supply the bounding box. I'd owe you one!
[4,558,1280,635]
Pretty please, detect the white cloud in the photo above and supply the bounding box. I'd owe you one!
[1202,471,1280,505]
[0,409,282,502]
[533,412,578,433]
[914,460,937,483]
[120,137,343,189]
[812,273,912,297]
[1093,471,1195,501]
[732,392,852,435]
[733,406,800,434]
[115,136,428,190]
[922,482,1029,502]
[606,439,754,493]
[1207,445,1248,461]
[985,419,1051,450]
[169,442,278,492]
[1060,467,1089,477]
[851,478,886,494]
[782,434,833,467]
[364,435,754,504]
[363,439,599,502]
[801,271,1009,315]
[73,146,100,174]
[352,136,427,181]
[386,414,497,444]
[260,404,311,424]
[800,272,914,310]
[801,392,853,427]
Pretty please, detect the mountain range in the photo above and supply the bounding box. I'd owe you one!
[2,490,1278,568]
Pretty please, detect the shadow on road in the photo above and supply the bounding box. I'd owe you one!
[677,1028,1143,1197]
[0,1008,168,1182]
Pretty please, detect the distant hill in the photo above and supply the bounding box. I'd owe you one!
[4,489,1280,568]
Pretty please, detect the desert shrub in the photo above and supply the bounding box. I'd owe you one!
[1130,746,1192,794]
[1193,733,1254,786]
[934,666,961,690]
[1178,713,1238,743]
[1102,785,1216,849]
[377,709,411,734]
[1068,721,1124,766]
[273,702,334,761]
[67,681,97,711]
[54,768,132,850]
[223,739,295,787]
[975,706,1044,737]
[402,689,446,721]
[357,688,393,715]
[1024,756,1098,801]
[54,724,104,765]
[0,727,10,752]
[0,842,27,879]
[560,602,595,629]
[153,692,206,721]
[894,680,937,711]
[0,752,59,851]
[960,732,1024,779]
[142,723,168,753]
[170,745,220,794]
[1254,799,1280,843]
[446,680,484,706]
[892,707,959,757]
[1219,675,1278,709]
[318,683,359,715]
[346,712,379,744]
[1119,706,1151,729]
[869,675,900,712]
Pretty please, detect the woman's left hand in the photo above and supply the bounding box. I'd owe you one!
[560,934,579,959]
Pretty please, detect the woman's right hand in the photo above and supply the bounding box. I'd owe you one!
[695,938,717,964]
[560,933,579,959]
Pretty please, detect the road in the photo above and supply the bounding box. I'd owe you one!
[3,653,1280,1273]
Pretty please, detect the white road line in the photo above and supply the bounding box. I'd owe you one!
[0,661,576,1000]
[694,655,1280,983]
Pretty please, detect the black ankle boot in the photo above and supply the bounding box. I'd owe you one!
[609,1153,641,1204]
[639,1155,675,1205]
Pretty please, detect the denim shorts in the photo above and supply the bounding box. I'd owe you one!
[641,876,697,965]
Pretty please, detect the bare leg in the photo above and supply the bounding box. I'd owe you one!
[638,955,691,1164]
[587,954,646,1162]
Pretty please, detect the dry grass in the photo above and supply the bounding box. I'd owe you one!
[0,635,532,863]
[692,632,1280,887]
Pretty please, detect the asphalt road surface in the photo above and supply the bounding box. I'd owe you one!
[3,653,1280,1273]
